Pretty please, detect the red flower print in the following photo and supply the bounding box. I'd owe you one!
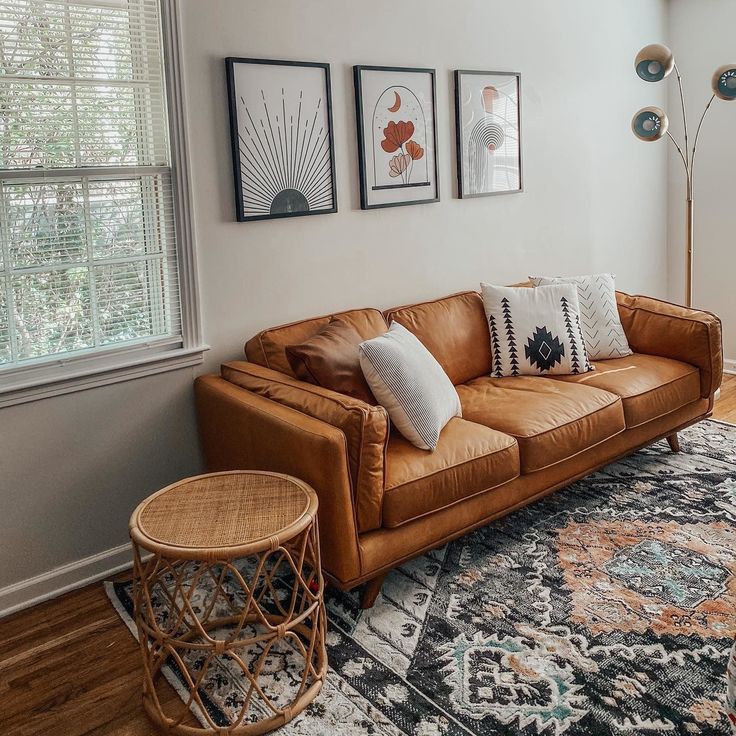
[381,120,415,153]
[405,140,424,161]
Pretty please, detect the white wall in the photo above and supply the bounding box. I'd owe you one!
[0,370,201,590]
[0,0,669,598]
[185,0,669,372]
[668,0,736,364]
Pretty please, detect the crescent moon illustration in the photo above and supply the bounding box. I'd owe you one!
[388,91,401,113]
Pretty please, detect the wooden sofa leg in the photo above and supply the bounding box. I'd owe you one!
[360,573,388,610]
[666,433,681,453]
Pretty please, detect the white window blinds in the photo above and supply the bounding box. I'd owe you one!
[0,0,181,370]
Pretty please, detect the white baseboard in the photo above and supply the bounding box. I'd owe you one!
[0,543,134,619]
[724,358,736,375]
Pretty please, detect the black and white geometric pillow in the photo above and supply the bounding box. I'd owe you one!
[529,274,632,360]
[480,283,592,377]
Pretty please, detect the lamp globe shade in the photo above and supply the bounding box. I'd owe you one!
[631,107,669,141]
[635,44,675,82]
[712,65,736,100]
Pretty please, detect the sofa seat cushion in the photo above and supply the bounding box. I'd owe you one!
[456,377,625,474]
[551,353,700,428]
[383,417,519,527]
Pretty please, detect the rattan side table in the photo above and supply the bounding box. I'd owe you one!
[129,471,327,735]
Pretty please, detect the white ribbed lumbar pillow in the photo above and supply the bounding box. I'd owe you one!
[529,273,632,360]
[359,322,461,450]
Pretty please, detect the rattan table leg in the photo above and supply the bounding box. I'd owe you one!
[131,521,327,734]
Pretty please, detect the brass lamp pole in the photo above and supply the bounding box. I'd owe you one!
[631,44,736,307]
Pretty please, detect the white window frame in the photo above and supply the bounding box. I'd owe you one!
[0,0,206,408]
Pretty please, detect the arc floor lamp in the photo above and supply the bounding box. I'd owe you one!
[631,44,736,307]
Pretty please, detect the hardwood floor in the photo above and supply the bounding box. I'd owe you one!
[713,373,736,423]
[0,570,197,736]
[1,375,735,735]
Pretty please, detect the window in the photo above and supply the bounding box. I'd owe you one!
[0,0,202,405]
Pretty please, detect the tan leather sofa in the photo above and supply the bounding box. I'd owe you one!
[195,289,722,608]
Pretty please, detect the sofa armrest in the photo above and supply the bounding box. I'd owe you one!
[194,375,362,583]
[616,292,723,398]
[219,361,389,533]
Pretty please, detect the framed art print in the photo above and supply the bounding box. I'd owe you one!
[225,58,337,222]
[354,65,439,210]
[455,70,522,198]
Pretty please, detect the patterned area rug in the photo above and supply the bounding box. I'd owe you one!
[107,419,736,735]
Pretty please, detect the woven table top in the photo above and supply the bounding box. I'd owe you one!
[129,471,317,558]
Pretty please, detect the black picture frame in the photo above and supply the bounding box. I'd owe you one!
[225,57,338,222]
[353,65,440,210]
[454,69,523,199]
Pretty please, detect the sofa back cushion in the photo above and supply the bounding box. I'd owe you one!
[384,291,492,385]
[245,308,387,377]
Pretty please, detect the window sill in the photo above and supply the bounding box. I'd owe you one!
[0,343,209,409]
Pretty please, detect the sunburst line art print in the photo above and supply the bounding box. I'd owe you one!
[226,59,336,222]
[239,90,331,215]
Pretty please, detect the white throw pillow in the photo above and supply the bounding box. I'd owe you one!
[529,274,632,360]
[480,283,592,376]
[359,322,461,450]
